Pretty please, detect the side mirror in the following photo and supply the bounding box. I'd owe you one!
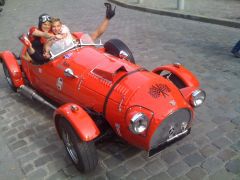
[64,68,78,78]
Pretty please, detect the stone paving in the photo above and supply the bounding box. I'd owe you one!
[0,0,240,179]
[116,0,240,22]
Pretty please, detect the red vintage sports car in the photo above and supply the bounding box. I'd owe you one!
[0,33,206,172]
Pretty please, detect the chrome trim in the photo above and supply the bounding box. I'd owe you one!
[118,95,125,112]
[190,89,206,107]
[148,128,191,157]
[150,108,192,149]
[166,129,188,142]
[173,62,182,68]
[119,50,128,59]
[64,68,78,78]
[79,39,103,46]
[130,113,149,134]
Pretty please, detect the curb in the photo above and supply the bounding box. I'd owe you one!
[108,0,240,28]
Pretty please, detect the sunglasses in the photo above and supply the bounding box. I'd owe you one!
[41,15,51,23]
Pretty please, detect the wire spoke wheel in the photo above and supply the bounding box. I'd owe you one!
[61,126,79,164]
[58,118,98,172]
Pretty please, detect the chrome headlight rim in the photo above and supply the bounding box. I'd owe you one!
[130,113,149,134]
[190,89,206,107]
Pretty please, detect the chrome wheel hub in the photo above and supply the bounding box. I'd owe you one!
[62,128,79,164]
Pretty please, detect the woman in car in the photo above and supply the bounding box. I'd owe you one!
[19,3,116,64]
[19,13,55,64]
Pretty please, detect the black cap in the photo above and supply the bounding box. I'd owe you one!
[38,13,51,29]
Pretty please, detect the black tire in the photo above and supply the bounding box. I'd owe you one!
[58,118,98,172]
[104,39,135,64]
[2,61,17,92]
[0,0,5,6]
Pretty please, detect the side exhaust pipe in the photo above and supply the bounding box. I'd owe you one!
[18,85,57,110]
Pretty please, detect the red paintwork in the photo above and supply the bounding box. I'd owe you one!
[54,103,100,141]
[0,51,24,88]
[1,33,203,151]
[152,64,200,87]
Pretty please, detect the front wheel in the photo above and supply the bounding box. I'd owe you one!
[2,62,17,92]
[58,118,98,172]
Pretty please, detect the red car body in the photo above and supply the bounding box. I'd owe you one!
[0,32,205,172]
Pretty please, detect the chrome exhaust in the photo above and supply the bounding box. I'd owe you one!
[17,85,57,110]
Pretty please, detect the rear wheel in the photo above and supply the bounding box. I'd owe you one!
[104,39,135,64]
[2,62,17,92]
[58,118,98,172]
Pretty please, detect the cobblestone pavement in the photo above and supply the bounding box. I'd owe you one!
[0,0,240,179]
[116,0,240,22]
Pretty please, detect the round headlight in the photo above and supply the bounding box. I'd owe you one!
[190,89,206,107]
[130,113,149,134]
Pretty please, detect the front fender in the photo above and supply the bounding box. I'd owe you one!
[0,51,24,88]
[54,103,100,142]
[180,86,199,103]
[152,63,200,88]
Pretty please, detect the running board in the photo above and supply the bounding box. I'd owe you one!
[17,85,57,110]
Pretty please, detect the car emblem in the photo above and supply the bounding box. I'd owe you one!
[64,53,72,59]
[181,122,188,131]
[149,83,170,98]
[56,78,63,90]
[169,126,175,137]
[169,100,176,106]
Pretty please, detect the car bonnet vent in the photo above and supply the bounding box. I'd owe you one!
[92,62,127,82]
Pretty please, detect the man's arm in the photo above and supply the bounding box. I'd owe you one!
[43,39,55,59]
[30,28,54,40]
[90,3,116,41]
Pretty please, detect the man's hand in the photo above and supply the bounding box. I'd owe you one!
[43,51,51,59]
[105,3,116,20]
[55,34,64,40]
[44,32,55,40]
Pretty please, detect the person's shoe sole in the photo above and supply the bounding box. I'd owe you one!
[18,34,31,48]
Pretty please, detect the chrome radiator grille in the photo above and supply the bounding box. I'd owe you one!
[150,108,192,149]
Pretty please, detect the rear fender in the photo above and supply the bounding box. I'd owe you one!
[152,64,200,88]
[54,103,100,141]
[0,51,24,88]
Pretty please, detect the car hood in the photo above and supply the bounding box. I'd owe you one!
[108,69,190,116]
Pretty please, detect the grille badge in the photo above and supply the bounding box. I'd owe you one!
[169,126,175,137]
[181,122,188,131]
